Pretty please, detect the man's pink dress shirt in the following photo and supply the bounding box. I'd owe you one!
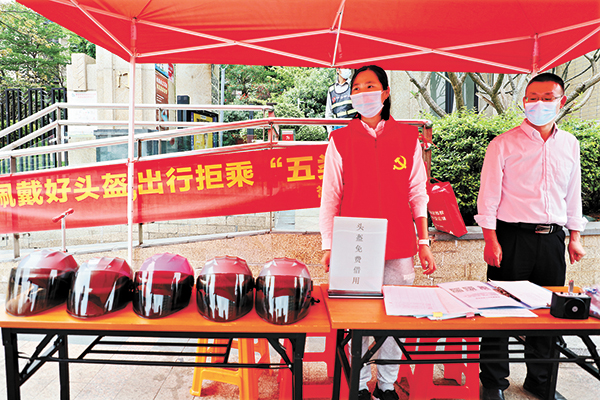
[475,120,587,232]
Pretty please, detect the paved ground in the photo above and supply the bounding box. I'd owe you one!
[1,210,600,399]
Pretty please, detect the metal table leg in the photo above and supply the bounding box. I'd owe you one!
[2,328,21,400]
[349,330,363,400]
[57,334,70,400]
[292,333,306,400]
[332,329,344,400]
[543,336,560,400]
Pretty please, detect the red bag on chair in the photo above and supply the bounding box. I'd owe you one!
[427,179,468,237]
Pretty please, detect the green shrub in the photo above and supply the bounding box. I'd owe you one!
[274,102,327,141]
[295,125,327,141]
[274,102,304,120]
[429,110,522,225]
[429,110,600,225]
[559,118,600,217]
[223,100,257,142]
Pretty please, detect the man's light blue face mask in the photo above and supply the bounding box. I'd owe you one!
[524,100,560,126]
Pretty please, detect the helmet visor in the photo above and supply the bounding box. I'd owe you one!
[67,270,132,318]
[5,251,76,316]
[133,270,193,319]
[196,273,254,322]
[255,275,312,325]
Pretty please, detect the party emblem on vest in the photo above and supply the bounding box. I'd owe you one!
[393,156,407,171]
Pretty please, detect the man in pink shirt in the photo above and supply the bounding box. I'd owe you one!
[476,73,587,400]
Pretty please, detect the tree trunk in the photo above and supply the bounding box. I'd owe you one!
[405,71,447,117]
[447,72,466,112]
[468,73,507,114]
[558,53,600,121]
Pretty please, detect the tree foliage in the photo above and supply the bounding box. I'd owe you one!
[68,35,96,59]
[222,65,332,141]
[272,67,334,119]
[223,65,290,103]
[0,2,94,91]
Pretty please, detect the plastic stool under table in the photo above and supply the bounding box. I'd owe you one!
[190,337,270,400]
[397,337,479,400]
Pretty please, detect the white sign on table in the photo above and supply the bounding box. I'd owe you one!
[328,216,387,298]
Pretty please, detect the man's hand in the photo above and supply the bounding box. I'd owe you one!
[482,228,502,267]
[321,250,331,272]
[418,245,436,274]
[568,231,586,264]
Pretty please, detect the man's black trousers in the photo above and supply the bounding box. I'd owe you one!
[479,220,566,390]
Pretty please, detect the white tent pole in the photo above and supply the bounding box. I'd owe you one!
[331,0,345,66]
[127,55,136,266]
[219,65,227,146]
[127,20,137,266]
[532,34,540,75]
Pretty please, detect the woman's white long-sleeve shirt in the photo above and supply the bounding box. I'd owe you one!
[319,119,429,250]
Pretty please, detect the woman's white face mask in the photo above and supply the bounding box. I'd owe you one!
[524,100,560,126]
[350,91,384,118]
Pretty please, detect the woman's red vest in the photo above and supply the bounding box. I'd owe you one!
[331,117,418,259]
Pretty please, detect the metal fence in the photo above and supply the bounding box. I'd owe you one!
[0,88,67,174]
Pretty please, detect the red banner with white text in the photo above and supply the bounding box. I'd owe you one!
[0,143,326,234]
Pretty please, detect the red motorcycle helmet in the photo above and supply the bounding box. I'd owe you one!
[196,256,254,322]
[6,250,78,316]
[133,253,194,319]
[67,257,133,318]
[254,257,314,325]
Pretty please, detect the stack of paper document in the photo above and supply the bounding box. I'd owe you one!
[382,286,477,320]
[487,280,553,309]
[383,280,552,319]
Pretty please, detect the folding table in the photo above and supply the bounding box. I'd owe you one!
[322,285,600,400]
[0,286,331,400]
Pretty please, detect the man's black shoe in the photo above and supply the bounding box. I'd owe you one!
[523,380,566,400]
[357,388,372,400]
[481,387,506,400]
[372,384,399,400]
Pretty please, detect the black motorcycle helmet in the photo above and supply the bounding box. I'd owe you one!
[6,250,78,316]
[67,257,133,318]
[133,253,194,319]
[255,257,314,325]
[196,256,254,322]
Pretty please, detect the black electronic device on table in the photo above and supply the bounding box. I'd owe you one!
[550,280,591,319]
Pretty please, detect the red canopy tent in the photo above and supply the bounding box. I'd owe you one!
[16,0,600,73]
[14,0,600,262]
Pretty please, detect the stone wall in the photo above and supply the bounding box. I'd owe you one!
[0,213,273,251]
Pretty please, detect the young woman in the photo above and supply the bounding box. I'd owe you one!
[319,65,436,400]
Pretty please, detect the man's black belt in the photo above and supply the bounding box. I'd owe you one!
[501,221,563,234]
